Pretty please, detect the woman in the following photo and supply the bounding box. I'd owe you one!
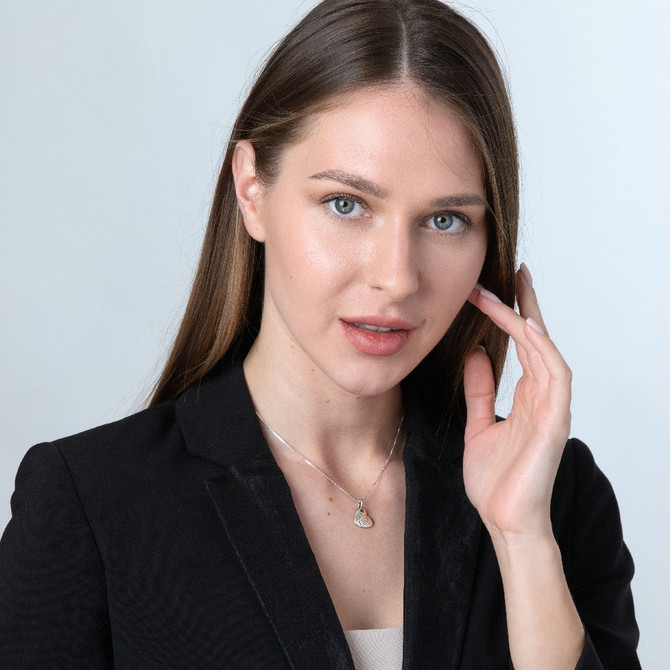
[0,0,639,668]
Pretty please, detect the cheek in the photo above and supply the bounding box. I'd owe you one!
[425,240,487,322]
[300,233,352,278]
[263,215,354,299]
[292,215,358,278]
[461,231,489,284]
[433,236,487,282]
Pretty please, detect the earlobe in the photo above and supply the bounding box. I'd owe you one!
[232,140,265,242]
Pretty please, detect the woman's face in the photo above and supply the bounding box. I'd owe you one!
[235,85,488,398]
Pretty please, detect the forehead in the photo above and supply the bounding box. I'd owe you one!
[280,84,483,193]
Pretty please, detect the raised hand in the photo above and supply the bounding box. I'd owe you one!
[463,264,572,541]
[464,265,585,668]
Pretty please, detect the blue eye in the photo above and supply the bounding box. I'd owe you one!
[426,212,467,232]
[327,197,363,217]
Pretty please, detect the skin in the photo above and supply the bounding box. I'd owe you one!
[234,83,584,668]
[238,86,489,405]
[467,278,584,668]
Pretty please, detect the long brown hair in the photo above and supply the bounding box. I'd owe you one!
[150,0,518,416]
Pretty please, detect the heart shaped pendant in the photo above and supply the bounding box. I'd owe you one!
[353,500,374,528]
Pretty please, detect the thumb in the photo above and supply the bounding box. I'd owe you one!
[464,346,496,443]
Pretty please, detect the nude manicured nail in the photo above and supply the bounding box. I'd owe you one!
[474,283,502,304]
[526,317,544,335]
[519,262,533,288]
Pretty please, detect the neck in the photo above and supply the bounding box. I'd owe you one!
[242,337,404,475]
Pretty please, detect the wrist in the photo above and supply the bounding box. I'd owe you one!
[483,515,554,548]
[487,529,585,670]
[487,527,561,573]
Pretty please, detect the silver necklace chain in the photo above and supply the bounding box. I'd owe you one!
[255,411,404,528]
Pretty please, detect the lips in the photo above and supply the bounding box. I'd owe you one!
[344,316,416,331]
[353,323,395,333]
[340,317,415,356]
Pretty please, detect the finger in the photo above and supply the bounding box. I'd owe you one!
[470,283,568,383]
[463,346,496,443]
[517,263,548,335]
[469,274,545,343]
[469,284,535,355]
[523,319,573,388]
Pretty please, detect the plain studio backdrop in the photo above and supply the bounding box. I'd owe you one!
[1,1,667,666]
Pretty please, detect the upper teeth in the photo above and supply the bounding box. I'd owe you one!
[355,323,394,332]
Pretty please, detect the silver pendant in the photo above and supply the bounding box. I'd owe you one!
[353,500,374,528]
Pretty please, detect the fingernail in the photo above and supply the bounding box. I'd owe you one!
[526,317,544,335]
[519,262,533,288]
[474,283,502,304]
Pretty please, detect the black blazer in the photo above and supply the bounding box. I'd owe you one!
[0,363,639,668]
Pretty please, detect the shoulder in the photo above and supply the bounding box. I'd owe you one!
[550,438,631,568]
[6,400,184,528]
[50,401,182,472]
[53,399,181,463]
[11,361,255,507]
[551,437,622,529]
[5,402,181,504]
[12,399,178,483]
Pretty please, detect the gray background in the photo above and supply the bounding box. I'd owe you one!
[1,1,667,666]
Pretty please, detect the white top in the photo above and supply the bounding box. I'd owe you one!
[343,627,404,670]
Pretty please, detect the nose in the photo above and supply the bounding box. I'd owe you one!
[365,219,419,301]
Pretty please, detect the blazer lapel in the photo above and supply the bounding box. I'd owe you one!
[402,416,484,669]
[177,362,483,669]
[177,364,355,670]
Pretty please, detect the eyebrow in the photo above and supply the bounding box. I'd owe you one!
[308,169,487,209]
[309,170,387,199]
[430,194,487,208]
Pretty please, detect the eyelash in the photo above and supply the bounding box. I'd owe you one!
[319,193,474,233]
[424,211,473,235]
[320,194,367,220]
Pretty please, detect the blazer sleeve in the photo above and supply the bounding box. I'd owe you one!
[555,439,640,670]
[0,443,112,669]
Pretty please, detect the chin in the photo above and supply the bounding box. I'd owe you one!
[328,362,416,399]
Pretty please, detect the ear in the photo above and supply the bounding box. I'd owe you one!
[232,140,266,242]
